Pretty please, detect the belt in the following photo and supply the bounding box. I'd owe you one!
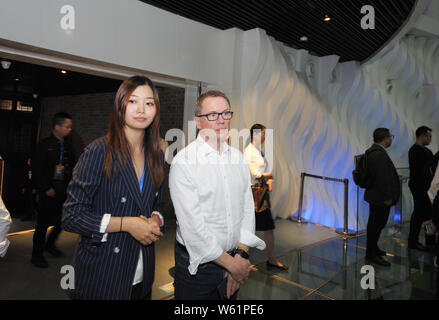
[176,241,237,256]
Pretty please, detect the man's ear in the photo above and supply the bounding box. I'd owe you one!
[194,116,201,130]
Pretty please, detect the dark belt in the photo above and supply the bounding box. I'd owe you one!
[176,241,237,256]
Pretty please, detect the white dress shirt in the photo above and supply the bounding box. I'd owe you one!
[0,197,11,258]
[244,143,270,185]
[428,162,439,203]
[169,134,266,275]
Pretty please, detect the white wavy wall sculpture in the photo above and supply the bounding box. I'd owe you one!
[235,28,439,231]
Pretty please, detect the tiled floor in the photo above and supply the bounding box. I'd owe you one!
[238,223,439,300]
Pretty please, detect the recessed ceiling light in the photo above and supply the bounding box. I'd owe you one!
[61,70,67,74]
[300,36,308,42]
[323,15,331,22]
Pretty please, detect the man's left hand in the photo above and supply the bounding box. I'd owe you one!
[225,272,240,299]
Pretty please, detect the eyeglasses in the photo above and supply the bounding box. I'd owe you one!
[196,111,234,121]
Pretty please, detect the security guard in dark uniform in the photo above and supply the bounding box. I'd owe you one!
[31,112,75,268]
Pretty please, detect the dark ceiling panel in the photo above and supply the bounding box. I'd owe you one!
[0,59,122,98]
[139,0,417,62]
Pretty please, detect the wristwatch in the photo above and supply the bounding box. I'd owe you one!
[234,248,250,260]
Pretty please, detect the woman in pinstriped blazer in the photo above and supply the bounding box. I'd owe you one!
[62,76,165,300]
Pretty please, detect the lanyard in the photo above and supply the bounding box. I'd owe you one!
[59,143,64,164]
[139,166,145,191]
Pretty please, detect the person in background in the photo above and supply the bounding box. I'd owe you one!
[408,126,436,251]
[31,112,75,268]
[425,161,439,268]
[62,76,164,300]
[244,123,288,270]
[0,195,12,258]
[364,128,400,267]
[20,155,38,221]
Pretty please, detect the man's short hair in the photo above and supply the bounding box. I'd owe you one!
[195,90,231,116]
[52,112,72,129]
[415,126,432,138]
[373,128,390,143]
[250,124,266,142]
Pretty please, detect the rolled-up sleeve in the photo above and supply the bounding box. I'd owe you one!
[0,198,11,258]
[169,157,223,275]
[62,144,107,244]
[239,164,266,250]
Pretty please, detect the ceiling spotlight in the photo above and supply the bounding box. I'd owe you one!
[300,36,308,42]
[61,70,67,74]
[1,60,11,69]
[323,15,331,22]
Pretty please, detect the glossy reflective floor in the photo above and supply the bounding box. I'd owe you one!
[2,218,438,300]
[238,223,439,300]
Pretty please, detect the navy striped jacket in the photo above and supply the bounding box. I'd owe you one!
[62,136,163,300]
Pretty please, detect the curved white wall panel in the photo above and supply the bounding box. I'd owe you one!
[236,28,439,230]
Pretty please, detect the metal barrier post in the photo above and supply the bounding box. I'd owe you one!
[290,172,308,224]
[336,179,357,237]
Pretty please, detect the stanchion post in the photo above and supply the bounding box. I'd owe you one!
[291,172,308,224]
[336,179,356,237]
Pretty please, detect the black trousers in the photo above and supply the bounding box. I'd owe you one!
[366,204,391,257]
[408,185,435,245]
[32,189,65,257]
[131,283,151,300]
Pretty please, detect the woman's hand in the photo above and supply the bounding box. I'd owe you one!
[266,179,273,192]
[123,215,163,245]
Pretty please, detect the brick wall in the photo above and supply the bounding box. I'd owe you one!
[39,86,185,220]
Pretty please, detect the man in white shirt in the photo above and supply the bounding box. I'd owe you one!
[169,90,265,300]
[0,196,12,258]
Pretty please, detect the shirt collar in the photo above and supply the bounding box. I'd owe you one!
[196,133,230,156]
[373,143,387,152]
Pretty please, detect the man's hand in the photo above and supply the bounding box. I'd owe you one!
[384,200,392,206]
[46,188,56,197]
[228,254,251,284]
[225,272,240,299]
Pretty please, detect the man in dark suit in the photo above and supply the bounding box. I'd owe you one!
[364,128,400,267]
[408,126,436,251]
[32,112,75,268]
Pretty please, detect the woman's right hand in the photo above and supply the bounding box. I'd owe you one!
[124,216,163,246]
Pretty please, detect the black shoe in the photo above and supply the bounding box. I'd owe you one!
[408,242,428,251]
[366,254,391,267]
[45,246,63,258]
[31,255,49,268]
[266,261,289,270]
[376,248,386,256]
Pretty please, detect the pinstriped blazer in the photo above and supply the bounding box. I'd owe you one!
[62,136,163,300]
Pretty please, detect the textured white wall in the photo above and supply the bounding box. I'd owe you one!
[233,27,439,231]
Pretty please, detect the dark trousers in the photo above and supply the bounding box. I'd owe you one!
[32,191,64,257]
[408,185,435,245]
[366,204,391,257]
[174,242,238,300]
[131,283,151,300]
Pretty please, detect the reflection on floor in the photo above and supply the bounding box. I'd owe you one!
[239,223,439,300]
[1,218,438,300]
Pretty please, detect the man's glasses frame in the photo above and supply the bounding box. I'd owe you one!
[196,111,234,121]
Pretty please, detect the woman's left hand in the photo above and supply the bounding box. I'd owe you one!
[267,179,273,192]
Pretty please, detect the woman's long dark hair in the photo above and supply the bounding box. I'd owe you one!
[104,75,164,190]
